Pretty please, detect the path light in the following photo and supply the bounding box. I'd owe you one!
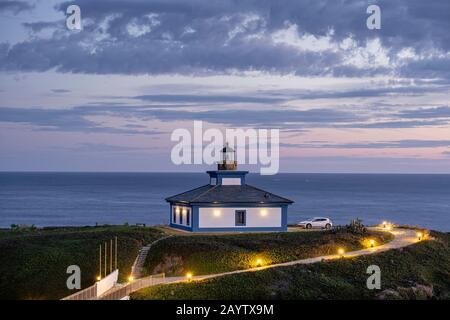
[186,272,193,282]
[96,275,101,281]
[382,221,387,228]
[128,275,134,282]
[417,232,423,241]
[338,248,345,257]
[369,239,375,248]
[256,258,263,267]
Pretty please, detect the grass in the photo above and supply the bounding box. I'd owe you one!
[0,225,163,300]
[142,229,393,277]
[132,231,450,300]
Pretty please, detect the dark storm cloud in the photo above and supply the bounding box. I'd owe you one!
[0,1,34,14]
[0,0,448,78]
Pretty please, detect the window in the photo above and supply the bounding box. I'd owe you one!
[179,209,184,224]
[172,207,178,223]
[235,210,246,226]
[186,209,190,226]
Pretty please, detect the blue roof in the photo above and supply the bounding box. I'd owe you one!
[166,184,294,204]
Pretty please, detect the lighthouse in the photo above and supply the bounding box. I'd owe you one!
[166,144,293,232]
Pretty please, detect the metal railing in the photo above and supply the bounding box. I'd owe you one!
[62,273,165,300]
[61,283,97,300]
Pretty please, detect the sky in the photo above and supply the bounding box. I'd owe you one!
[0,0,449,173]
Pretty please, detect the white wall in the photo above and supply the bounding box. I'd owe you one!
[96,269,118,297]
[221,178,241,185]
[198,207,281,228]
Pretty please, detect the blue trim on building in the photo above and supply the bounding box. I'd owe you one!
[169,222,193,232]
[207,170,248,185]
[169,201,289,233]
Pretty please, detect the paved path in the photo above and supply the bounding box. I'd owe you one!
[159,227,422,285]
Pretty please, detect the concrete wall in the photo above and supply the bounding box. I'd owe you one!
[221,178,242,185]
[198,207,281,228]
[96,269,118,297]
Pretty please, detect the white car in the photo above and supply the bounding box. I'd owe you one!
[298,217,333,229]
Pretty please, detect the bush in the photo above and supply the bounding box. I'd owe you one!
[142,229,392,277]
[0,226,164,300]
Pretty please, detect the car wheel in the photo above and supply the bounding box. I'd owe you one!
[306,224,312,229]
[325,223,331,230]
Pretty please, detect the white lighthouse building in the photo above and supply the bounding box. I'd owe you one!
[166,144,293,232]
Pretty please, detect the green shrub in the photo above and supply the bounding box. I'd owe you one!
[133,232,450,300]
[143,230,392,277]
[0,226,163,300]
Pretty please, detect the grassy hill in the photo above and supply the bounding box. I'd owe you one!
[143,228,393,277]
[132,231,450,300]
[0,225,163,300]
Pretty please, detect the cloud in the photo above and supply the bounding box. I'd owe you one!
[0,1,33,14]
[51,89,71,94]
[0,0,448,78]
[397,106,450,119]
[0,106,165,135]
[134,94,284,104]
[148,108,362,127]
[0,103,364,132]
[342,119,449,128]
[282,140,450,149]
[60,142,149,153]
[23,21,63,32]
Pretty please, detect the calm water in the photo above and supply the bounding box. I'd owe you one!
[0,172,449,231]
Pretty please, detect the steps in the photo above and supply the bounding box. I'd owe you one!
[131,235,173,279]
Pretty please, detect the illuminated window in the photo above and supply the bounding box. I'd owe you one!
[179,209,185,224]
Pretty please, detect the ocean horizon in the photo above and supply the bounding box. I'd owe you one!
[1,172,449,231]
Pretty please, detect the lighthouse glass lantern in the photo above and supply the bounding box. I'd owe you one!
[218,143,237,170]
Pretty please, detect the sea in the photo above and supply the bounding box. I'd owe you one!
[0,172,449,231]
